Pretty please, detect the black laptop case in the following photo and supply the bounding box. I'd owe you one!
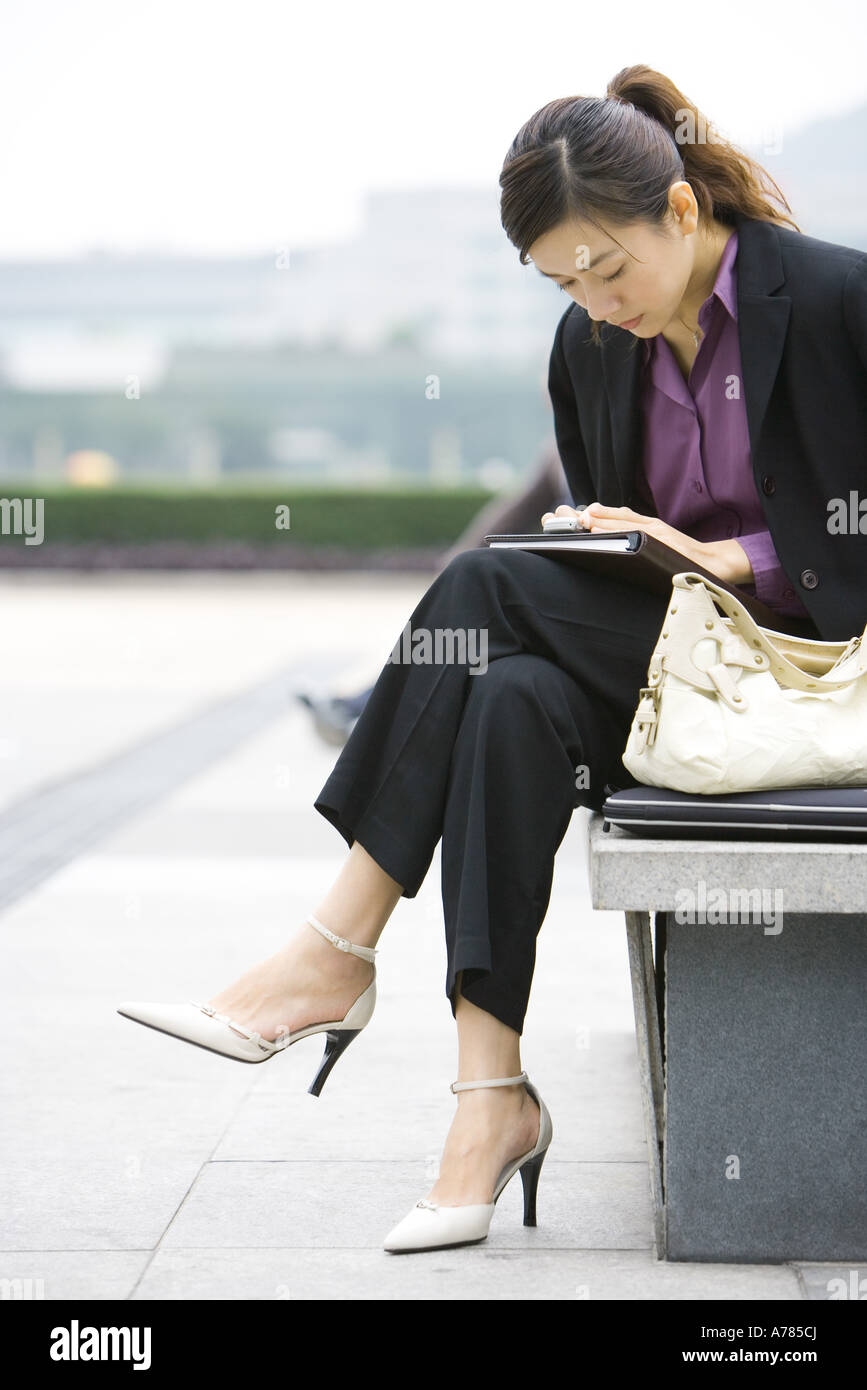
[601,785,867,840]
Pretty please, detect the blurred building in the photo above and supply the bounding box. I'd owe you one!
[0,186,562,393]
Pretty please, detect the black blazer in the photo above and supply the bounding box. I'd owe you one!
[547,212,867,640]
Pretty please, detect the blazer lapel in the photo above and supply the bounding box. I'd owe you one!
[733,215,790,456]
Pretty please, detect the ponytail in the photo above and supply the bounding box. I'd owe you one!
[604,65,798,231]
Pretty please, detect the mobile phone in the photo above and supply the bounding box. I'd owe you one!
[542,514,587,533]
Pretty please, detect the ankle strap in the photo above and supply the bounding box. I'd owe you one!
[450,1071,528,1094]
[307,915,378,963]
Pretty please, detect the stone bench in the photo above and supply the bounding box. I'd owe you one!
[585,812,867,1263]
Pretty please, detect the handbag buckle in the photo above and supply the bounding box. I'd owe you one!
[828,635,862,673]
[632,687,660,751]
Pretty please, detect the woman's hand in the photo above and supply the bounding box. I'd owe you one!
[539,503,755,586]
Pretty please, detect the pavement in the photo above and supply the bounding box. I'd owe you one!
[0,570,854,1301]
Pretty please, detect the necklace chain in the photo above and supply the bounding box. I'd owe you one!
[675,227,731,348]
[678,314,702,348]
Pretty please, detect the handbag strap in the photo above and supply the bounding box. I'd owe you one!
[653,573,867,698]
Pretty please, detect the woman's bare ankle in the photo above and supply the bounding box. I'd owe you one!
[296,919,375,974]
[204,919,373,1039]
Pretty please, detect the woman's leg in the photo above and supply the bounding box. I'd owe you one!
[425,986,539,1207]
[205,841,402,1041]
[314,546,667,890]
[209,548,666,1045]
[440,651,628,1035]
[421,652,628,1206]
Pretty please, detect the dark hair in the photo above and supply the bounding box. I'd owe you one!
[499,65,800,344]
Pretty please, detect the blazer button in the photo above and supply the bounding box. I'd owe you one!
[800,569,819,589]
[761,474,776,496]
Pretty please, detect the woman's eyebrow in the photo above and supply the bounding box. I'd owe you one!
[534,249,620,280]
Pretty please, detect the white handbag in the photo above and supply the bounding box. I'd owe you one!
[622,571,867,795]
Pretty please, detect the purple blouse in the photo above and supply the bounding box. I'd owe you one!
[635,229,809,618]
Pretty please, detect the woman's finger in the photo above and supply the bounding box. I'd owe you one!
[586,503,640,521]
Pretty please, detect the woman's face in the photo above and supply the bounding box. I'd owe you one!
[528,189,700,337]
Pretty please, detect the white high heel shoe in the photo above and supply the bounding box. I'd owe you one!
[383,1071,553,1253]
[116,915,377,1096]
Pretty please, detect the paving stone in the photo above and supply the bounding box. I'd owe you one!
[0,571,419,813]
[0,1252,150,1301]
[160,1159,654,1251]
[132,1245,803,1301]
[224,1033,646,1163]
[1,1151,211,1251]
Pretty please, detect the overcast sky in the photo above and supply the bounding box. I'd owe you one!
[2,0,865,259]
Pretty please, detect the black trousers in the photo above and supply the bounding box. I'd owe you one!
[314,548,681,1034]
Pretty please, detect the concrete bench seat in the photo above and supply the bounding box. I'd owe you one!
[586,813,867,1263]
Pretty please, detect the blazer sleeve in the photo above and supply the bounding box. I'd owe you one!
[547,307,596,507]
[843,254,867,380]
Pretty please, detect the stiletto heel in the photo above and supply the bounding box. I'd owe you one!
[518,1146,548,1227]
[308,1027,362,1097]
[383,1072,554,1253]
[117,915,378,1085]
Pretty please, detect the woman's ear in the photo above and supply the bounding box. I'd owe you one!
[667,181,699,235]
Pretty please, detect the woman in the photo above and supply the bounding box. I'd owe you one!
[118,65,867,1255]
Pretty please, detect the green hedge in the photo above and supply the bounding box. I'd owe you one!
[0,484,497,548]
